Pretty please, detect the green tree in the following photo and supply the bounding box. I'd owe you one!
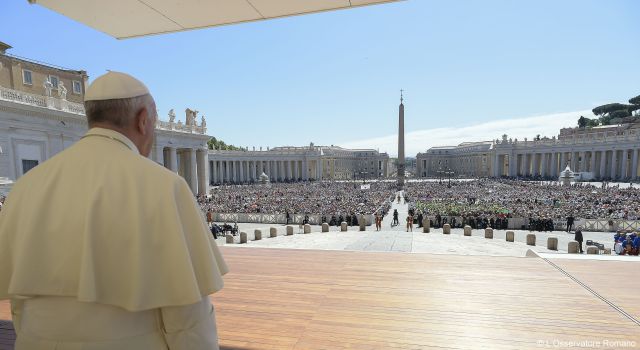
[207,137,241,150]
[630,95,640,105]
[577,116,587,128]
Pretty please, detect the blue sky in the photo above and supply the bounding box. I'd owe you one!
[2,0,639,156]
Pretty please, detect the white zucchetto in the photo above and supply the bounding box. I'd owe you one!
[84,71,150,101]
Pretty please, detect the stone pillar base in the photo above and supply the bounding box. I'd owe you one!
[240,232,247,244]
[485,228,493,239]
[586,246,598,254]
[270,227,277,238]
[526,234,536,246]
[286,226,294,236]
[322,223,329,232]
[254,229,262,240]
[547,237,558,250]
[568,241,579,254]
[506,231,514,242]
[443,224,451,234]
[341,222,348,232]
[225,234,234,244]
[422,219,430,233]
[463,225,472,236]
[304,224,311,234]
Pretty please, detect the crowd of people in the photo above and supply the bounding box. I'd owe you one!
[404,179,640,222]
[198,181,395,219]
[613,231,640,255]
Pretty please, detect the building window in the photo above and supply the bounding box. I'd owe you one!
[72,80,82,94]
[22,159,39,174]
[48,75,59,89]
[22,69,33,85]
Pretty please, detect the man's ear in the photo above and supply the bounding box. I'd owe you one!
[136,105,149,135]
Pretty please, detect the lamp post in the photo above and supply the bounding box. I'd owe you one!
[445,168,454,188]
[437,167,445,184]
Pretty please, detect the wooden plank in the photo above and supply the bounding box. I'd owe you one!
[0,248,638,350]
[548,258,640,321]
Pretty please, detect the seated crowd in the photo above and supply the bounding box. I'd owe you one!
[198,181,395,221]
[613,231,640,255]
[404,179,640,224]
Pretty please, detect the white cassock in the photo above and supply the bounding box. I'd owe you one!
[0,127,229,349]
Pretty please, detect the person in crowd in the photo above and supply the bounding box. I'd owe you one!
[566,214,575,232]
[631,233,640,256]
[574,226,584,253]
[392,209,399,227]
[406,213,413,232]
[375,212,382,231]
[0,71,228,349]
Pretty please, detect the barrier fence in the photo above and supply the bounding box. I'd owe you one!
[423,216,640,232]
[214,213,374,226]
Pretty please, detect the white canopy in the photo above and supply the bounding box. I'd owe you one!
[29,0,400,39]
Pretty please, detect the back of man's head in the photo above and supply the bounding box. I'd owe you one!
[84,71,152,129]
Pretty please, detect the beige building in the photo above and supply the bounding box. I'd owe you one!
[0,42,210,195]
[416,141,493,178]
[209,145,389,184]
[416,121,640,181]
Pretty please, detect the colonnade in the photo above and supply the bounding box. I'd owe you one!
[153,146,208,195]
[494,148,640,180]
[209,158,324,184]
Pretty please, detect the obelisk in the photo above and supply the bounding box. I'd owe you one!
[397,90,405,190]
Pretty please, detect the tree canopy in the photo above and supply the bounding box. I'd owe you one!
[207,136,242,151]
[591,103,632,116]
[581,94,640,127]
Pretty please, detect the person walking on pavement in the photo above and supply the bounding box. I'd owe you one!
[406,214,413,232]
[392,209,399,227]
[574,226,584,253]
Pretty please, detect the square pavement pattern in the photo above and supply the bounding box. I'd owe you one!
[1,247,639,349]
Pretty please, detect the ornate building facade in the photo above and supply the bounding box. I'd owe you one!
[208,145,389,184]
[0,42,210,195]
[417,122,640,181]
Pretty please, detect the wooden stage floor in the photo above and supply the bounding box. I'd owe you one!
[1,247,639,349]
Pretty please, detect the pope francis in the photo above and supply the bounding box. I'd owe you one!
[0,71,229,349]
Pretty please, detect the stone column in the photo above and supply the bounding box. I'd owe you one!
[197,149,208,195]
[519,154,525,176]
[589,151,596,174]
[303,159,308,180]
[611,150,617,180]
[621,149,628,179]
[508,154,516,177]
[599,151,607,179]
[189,149,198,194]
[169,147,178,173]
[632,149,639,180]
[239,160,244,183]
[231,161,236,183]
[211,160,218,184]
[550,152,558,177]
[541,153,548,177]
[560,152,566,171]
[154,145,164,165]
[579,151,586,172]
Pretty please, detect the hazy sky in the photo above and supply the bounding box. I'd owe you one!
[2,0,639,156]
